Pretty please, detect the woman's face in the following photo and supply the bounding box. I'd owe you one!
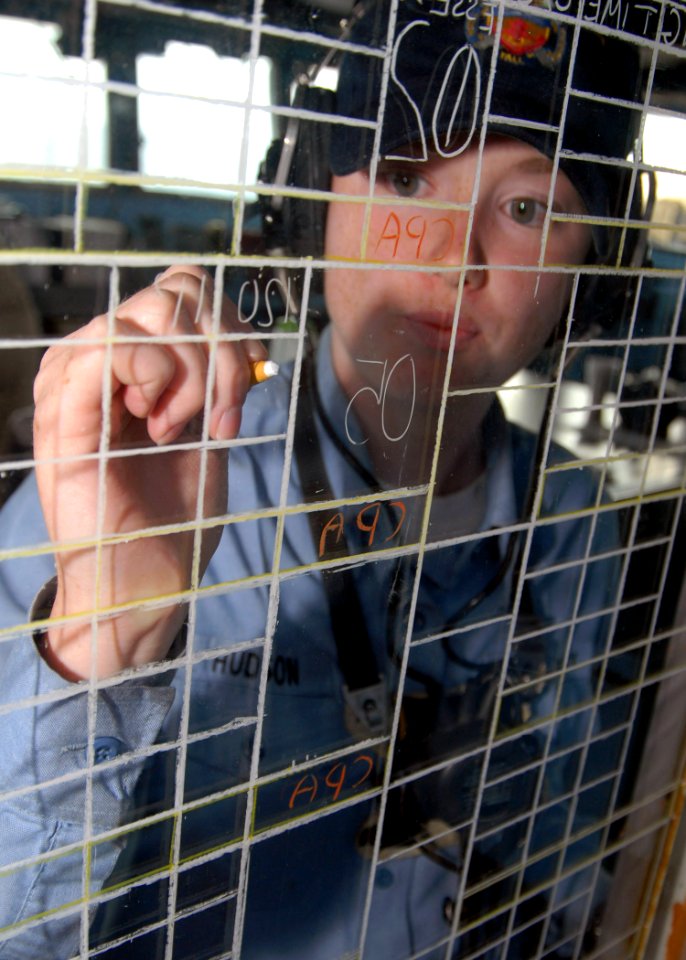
[323,136,591,406]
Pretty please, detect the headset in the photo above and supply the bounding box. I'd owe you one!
[259,83,334,265]
[258,1,368,318]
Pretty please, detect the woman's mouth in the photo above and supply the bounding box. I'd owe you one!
[404,311,478,352]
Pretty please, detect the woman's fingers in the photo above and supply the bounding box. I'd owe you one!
[34,267,268,456]
[116,266,267,443]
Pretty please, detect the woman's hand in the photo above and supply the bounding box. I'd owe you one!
[33,265,266,680]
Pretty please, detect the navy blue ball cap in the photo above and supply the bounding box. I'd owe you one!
[330,0,646,257]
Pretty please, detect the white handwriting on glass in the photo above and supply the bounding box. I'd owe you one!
[237,275,295,327]
[388,19,481,162]
[345,356,417,445]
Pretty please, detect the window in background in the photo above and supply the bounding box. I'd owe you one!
[643,110,686,250]
[137,42,273,194]
[644,110,686,203]
[0,16,107,172]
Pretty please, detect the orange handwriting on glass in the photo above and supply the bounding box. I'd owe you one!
[287,754,375,810]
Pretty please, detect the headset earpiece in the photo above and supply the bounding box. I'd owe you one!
[260,84,334,262]
[257,0,370,265]
[258,84,335,318]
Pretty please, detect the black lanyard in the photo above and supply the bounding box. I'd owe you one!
[293,353,391,735]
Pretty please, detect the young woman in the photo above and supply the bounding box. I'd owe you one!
[0,2,644,956]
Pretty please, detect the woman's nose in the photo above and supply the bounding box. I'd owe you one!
[421,209,486,289]
[421,209,468,264]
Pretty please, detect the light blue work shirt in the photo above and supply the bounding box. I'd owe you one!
[0,329,620,959]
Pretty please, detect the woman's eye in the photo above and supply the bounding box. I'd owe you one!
[509,198,546,226]
[386,170,423,198]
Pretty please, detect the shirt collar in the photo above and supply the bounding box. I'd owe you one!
[314,324,520,533]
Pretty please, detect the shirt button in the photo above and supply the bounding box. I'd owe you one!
[93,737,125,763]
[375,867,394,889]
[443,897,455,924]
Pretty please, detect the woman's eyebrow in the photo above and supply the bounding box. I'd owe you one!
[511,155,554,175]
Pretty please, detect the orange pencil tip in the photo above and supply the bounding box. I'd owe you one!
[249,359,279,385]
